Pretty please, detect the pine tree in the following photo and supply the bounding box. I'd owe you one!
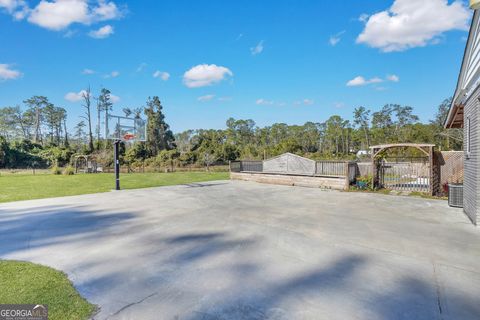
[144,96,175,156]
[96,88,113,149]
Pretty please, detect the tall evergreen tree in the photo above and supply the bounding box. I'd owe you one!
[353,106,371,149]
[23,96,49,143]
[96,88,113,148]
[144,96,175,156]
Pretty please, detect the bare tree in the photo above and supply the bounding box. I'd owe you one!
[81,87,94,152]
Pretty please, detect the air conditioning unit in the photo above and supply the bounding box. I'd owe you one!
[448,184,463,208]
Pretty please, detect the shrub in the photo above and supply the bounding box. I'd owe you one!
[51,165,62,175]
[63,166,75,175]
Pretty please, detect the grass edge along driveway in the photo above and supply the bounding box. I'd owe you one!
[0,171,229,203]
[0,260,95,320]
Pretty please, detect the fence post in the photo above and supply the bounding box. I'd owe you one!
[429,146,434,196]
[344,161,349,190]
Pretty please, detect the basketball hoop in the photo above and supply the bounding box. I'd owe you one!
[105,111,147,191]
[123,133,136,141]
[105,113,147,142]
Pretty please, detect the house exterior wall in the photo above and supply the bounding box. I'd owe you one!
[463,86,480,225]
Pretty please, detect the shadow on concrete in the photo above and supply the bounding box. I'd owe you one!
[2,206,479,320]
[0,205,135,256]
[367,275,480,320]
[165,233,224,244]
[185,254,366,320]
[161,232,256,266]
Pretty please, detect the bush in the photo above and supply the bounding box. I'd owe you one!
[38,146,74,167]
[63,166,75,175]
[51,165,62,175]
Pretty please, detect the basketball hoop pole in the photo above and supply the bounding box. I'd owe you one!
[114,140,120,190]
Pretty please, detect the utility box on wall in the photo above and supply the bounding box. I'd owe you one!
[448,184,464,208]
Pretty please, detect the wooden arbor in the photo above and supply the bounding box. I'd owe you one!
[370,143,436,195]
[74,155,98,173]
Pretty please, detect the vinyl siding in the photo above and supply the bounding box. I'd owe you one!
[463,86,480,225]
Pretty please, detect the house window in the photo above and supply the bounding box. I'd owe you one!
[466,116,471,159]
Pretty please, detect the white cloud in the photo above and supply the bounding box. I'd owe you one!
[64,90,87,102]
[136,62,147,72]
[81,68,95,74]
[358,13,369,23]
[357,0,470,52]
[347,75,401,87]
[63,29,77,38]
[334,102,345,109]
[24,0,123,31]
[303,99,314,105]
[0,0,19,11]
[329,31,345,46]
[110,93,120,103]
[92,0,120,21]
[153,70,170,81]
[0,63,22,80]
[104,70,119,78]
[89,24,114,38]
[183,64,233,88]
[66,90,120,103]
[369,77,383,84]
[347,76,369,87]
[256,98,274,106]
[347,76,384,87]
[0,0,29,19]
[218,96,232,102]
[0,0,29,18]
[198,94,215,102]
[387,74,400,82]
[294,99,315,106]
[250,40,264,55]
[28,0,90,30]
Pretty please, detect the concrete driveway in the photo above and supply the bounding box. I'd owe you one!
[1,180,479,320]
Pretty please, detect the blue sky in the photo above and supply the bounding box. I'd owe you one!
[0,0,473,132]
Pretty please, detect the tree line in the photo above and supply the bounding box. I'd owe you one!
[0,88,175,169]
[172,98,462,164]
[0,94,462,170]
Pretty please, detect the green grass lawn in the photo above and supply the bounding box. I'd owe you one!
[0,171,229,203]
[0,260,95,320]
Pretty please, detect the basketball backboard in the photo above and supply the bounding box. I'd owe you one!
[106,113,147,142]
